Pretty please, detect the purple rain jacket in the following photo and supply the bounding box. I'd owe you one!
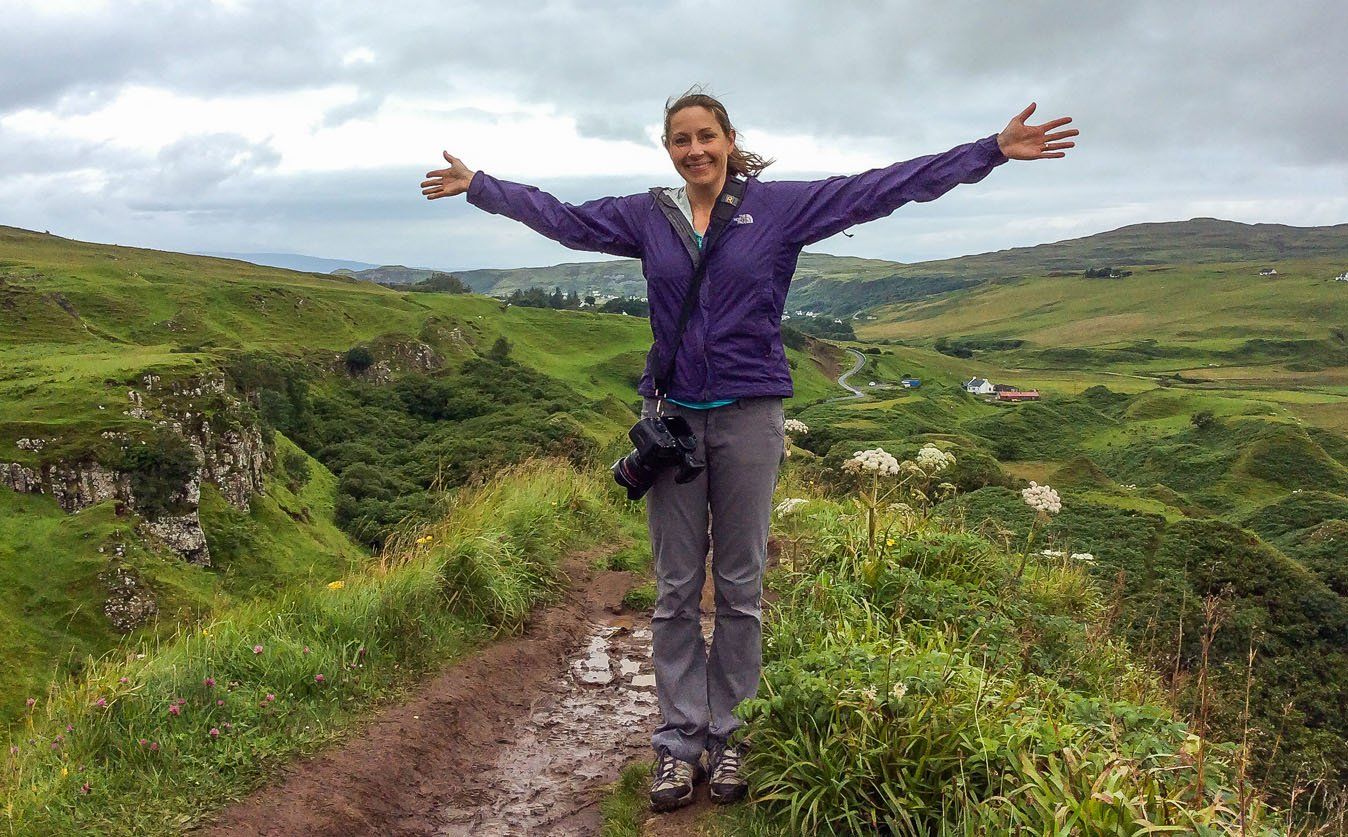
[466,134,1008,402]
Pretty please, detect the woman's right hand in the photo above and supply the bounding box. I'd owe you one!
[421,151,476,199]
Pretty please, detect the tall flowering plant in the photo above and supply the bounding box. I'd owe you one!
[1017,480,1062,577]
[783,418,809,458]
[902,443,958,507]
[841,448,901,555]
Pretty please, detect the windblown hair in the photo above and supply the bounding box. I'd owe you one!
[662,86,774,178]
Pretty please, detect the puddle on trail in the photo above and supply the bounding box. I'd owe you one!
[436,619,662,836]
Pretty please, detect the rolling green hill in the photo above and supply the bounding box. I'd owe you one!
[0,223,843,724]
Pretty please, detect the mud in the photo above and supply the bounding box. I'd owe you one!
[436,620,660,835]
[206,539,777,837]
[203,545,644,837]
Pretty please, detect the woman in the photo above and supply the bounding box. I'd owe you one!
[421,89,1077,812]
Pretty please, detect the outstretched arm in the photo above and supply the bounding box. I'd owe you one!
[421,151,643,259]
[777,104,1077,247]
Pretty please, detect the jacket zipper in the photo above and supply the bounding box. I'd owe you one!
[651,189,713,399]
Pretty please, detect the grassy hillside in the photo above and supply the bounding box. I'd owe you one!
[0,224,842,725]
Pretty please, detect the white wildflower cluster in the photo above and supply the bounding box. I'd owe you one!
[774,497,809,518]
[1071,552,1096,565]
[1021,481,1062,514]
[914,443,956,472]
[782,418,809,459]
[1039,549,1065,558]
[842,447,900,476]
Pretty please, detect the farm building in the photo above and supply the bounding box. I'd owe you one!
[963,377,995,395]
[1258,267,1278,276]
[900,378,921,388]
[997,390,1041,402]
[1336,271,1348,282]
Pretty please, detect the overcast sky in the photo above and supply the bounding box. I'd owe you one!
[3,0,1346,271]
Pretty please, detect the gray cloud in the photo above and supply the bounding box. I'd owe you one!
[2,0,1345,270]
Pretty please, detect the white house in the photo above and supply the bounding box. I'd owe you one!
[1258,267,1278,276]
[1335,272,1348,282]
[963,377,995,395]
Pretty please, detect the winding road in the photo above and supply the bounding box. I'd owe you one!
[831,348,868,401]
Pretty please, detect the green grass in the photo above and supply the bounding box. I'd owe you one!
[1,459,621,835]
[599,762,651,837]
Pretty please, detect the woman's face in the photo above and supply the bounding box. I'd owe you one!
[665,106,735,189]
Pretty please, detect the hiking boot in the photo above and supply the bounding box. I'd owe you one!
[649,747,705,812]
[707,739,748,804]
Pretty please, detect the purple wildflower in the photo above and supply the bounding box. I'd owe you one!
[302,646,311,655]
[203,677,216,688]
[217,699,224,706]
[253,644,264,655]
[119,677,129,685]
[25,697,35,708]
[168,704,181,717]
[209,728,220,739]
[314,674,325,684]
[138,738,148,746]
[94,697,107,708]
[149,742,159,752]
[80,782,91,795]
[265,693,275,702]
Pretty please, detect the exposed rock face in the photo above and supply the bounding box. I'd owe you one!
[2,460,133,511]
[3,371,271,568]
[102,564,159,633]
[140,512,210,566]
[193,423,267,509]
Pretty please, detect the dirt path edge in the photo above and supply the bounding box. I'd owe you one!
[200,543,633,837]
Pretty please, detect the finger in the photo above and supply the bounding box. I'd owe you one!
[1035,116,1073,131]
[443,150,454,163]
[420,178,442,188]
[421,186,441,195]
[1035,151,1067,159]
[1043,129,1079,141]
[1015,102,1036,123]
[1041,141,1074,151]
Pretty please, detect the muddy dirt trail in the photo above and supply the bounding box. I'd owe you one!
[205,543,670,837]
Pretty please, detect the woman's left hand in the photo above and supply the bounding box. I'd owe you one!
[997,103,1078,160]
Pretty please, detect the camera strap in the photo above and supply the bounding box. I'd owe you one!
[650,175,747,407]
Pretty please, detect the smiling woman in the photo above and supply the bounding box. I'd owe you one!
[419,85,1077,813]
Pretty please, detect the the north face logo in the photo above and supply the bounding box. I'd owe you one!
[732,214,754,225]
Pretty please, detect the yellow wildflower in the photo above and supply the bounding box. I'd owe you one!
[886,538,895,547]
[326,580,345,590]
[61,766,68,777]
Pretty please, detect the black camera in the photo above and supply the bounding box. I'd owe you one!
[611,413,704,500]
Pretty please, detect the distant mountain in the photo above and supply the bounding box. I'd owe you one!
[329,218,1348,315]
[331,264,444,285]
[200,251,381,274]
[786,218,1348,315]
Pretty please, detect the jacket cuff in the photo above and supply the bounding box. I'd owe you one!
[982,133,1010,166]
[466,170,495,212]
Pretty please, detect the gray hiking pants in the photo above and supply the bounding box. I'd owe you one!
[641,395,785,762]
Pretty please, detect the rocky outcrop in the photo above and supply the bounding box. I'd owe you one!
[3,371,272,568]
[2,460,133,511]
[102,563,159,633]
[333,337,445,384]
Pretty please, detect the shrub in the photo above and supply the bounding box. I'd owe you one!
[343,346,375,373]
[115,429,200,519]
